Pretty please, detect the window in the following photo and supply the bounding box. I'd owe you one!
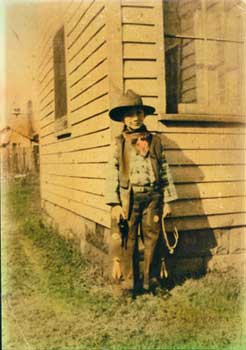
[164,0,244,115]
[53,26,68,130]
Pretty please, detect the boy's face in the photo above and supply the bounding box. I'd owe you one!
[123,107,145,131]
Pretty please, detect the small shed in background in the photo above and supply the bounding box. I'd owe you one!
[1,100,39,177]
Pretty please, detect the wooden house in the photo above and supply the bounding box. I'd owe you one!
[36,0,246,275]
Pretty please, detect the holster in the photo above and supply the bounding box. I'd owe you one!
[119,184,132,220]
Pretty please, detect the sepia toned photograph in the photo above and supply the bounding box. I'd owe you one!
[1,0,246,349]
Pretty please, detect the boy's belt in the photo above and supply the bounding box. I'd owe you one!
[132,183,160,193]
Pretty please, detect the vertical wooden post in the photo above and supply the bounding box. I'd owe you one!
[201,0,209,109]
[105,1,123,273]
[155,0,166,118]
[242,12,246,115]
[105,0,124,139]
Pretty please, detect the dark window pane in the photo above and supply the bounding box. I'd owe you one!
[53,26,67,120]
[164,0,202,37]
[163,0,244,114]
[165,38,197,113]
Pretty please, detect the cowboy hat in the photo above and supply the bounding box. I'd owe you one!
[109,89,155,122]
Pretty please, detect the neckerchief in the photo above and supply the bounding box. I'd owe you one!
[121,125,152,184]
[123,125,152,157]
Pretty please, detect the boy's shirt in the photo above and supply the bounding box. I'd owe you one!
[129,149,156,186]
[105,128,178,206]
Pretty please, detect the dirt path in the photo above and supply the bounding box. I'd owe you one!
[2,198,94,350]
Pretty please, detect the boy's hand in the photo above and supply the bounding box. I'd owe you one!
[112,205,126,223]
[162,203,172,218]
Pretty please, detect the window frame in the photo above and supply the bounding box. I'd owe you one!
[161,0,246,123]
[53,24,72,137]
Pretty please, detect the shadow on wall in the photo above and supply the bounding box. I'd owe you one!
[157,127,218,288]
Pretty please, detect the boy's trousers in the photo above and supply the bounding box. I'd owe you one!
[111,189,163,289]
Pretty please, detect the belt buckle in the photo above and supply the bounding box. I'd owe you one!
[139,185,145,192]
[142,185,150,192]
[133,185,144,192]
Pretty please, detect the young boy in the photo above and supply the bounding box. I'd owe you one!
[106,90,177,293]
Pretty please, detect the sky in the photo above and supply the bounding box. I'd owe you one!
[0,2,6,130]
[1,0,39,131]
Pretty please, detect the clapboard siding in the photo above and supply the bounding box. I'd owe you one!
[43,192,110,228]
[68,27,106,83]
[66,0,97,40]
[41,161,106,178]
[39,97,54,115]
[39,76,54,103]
[176,182,246,200]
[67,3,107,113]
[39,67,54,91]
[68,19,106,67]
[159,124,246,135]
[122,0,246,234]
[44,130,244,157]
[165,149,245,165]
[43,175,105,196]
[122,0,165,119]
[37,0,110,226]
[71,93,108,125]
[40,128,110,151]
[122,6,155,24]
[165,213,245,232]
[40,113,54,127]
[40,88,54,106]
[41,175,245,200]
[39,54,53,85]
[121,0,155,6]
[36,0,245,245]
[38,40,53,75]
[123,43,157,59]
[124,79,158,96]
[39,102,54,120]
[69,27,106,83]
[161,122,245,228]
[70,73,108,112]
[67,1,105,57]
[161,133,245,150]
[41,112,109,139]
[66,1,84,29]
[123,24,156,43]
[70,65,108,107]
[124,60,157,78]
[172,197,245,217]
[40,122,54,138]
[40,145,109,163]
[171,165,245,183]
[42,183,109,212]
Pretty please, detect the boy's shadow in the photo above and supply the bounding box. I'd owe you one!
[151,121,222,290]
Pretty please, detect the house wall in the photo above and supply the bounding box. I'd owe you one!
[120,0,246,273]
[37,0,246,275]
[37,1,111,264]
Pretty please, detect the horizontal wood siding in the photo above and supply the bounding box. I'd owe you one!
[37,0,246,236]
[122,0,246,231]
[122,1,165,115]
[37,0,110,227]
[160,123,246,231]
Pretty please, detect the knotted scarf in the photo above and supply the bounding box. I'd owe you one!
[121,125,152,184]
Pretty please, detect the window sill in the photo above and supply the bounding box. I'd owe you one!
[54,116,72,139]
[159,114,246,124]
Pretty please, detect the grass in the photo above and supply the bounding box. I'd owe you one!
[2,176,246,350]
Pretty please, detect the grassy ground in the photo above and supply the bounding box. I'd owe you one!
[2,177,246,350]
